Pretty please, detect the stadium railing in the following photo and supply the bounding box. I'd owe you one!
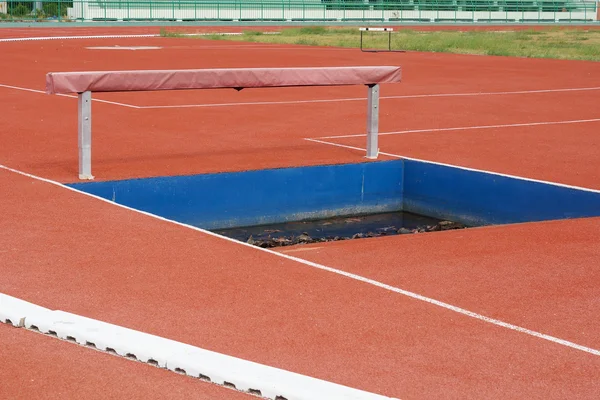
[1,0,597,23]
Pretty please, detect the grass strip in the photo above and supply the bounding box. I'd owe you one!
[161,27,600,61]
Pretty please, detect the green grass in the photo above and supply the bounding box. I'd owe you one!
[159,27,184,38]
[242,30,263,36]
[161,27,600,61]
[285,26,329,35]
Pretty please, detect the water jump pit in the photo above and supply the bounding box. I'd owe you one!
[68,159,600,247]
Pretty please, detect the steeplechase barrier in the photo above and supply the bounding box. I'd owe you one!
[45,66,402,180]
[359,27,400,53]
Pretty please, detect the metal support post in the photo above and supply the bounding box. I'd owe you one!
[78,91,93,180]
[366,84,379,159]
[360,30,363,51]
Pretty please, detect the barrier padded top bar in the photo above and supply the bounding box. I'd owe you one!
[359,28,394,31]
[45,66,402,94]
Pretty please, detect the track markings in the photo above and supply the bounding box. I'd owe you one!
[316,117,600,139]
[135,86,600,109]
[1,163,599,356]
[0,32,283,43]
[0,83,140,109]
[304,137,600,194]
[0,34,160,42]
[86,46,162,50]
[3,82,600,111]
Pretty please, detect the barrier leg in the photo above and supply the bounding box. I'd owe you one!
[78,91,93,180]
[360,30,364,52]
[366,84,379,159]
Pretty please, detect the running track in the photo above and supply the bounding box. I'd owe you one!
[1,27,599,399]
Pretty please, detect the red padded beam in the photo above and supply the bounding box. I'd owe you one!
[46,66,401,94]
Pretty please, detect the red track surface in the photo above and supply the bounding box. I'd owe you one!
[277,219,600,350]
[1,28,599,399]
[1,35,599,184]
[0,323,252,399]
[2,169,600,399]
[327,117,600,188]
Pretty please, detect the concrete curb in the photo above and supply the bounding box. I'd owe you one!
[0,293,398,400]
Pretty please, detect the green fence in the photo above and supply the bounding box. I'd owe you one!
[0,0,597,22]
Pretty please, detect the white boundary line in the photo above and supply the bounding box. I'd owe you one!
[304,137,600,194]
[0,294,396,400]
[1,163,599,357]
[0,32,281,43]
[3,81,599,111]
[134,86,600,109]
[86,46,163,51]
[316,117,600,139]
[182,32,281,37]
[0,34,160,42]
[0,33,347,51]
[0,83,140,109]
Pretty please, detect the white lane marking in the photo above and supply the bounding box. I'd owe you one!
[86,46,162,50]
[180,32,281,37]
[0,32,283,43]
[316,118,600,139]
[0,34,160,42]
[135,86,600,109]
[138,97,365,109]
[1,164,599,356]
[0,83,140,109]
[176,45,353,51]
[304,138,600,194]
[0,33,349,51]
[0,294,396,400]
[4,81,599,111]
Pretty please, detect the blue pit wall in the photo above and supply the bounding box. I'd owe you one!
[68,159,600,230]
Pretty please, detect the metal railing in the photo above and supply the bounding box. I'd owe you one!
[0,0,597,22]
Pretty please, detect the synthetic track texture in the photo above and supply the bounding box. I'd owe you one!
[2,167,600,400]
[1,36,599,184]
